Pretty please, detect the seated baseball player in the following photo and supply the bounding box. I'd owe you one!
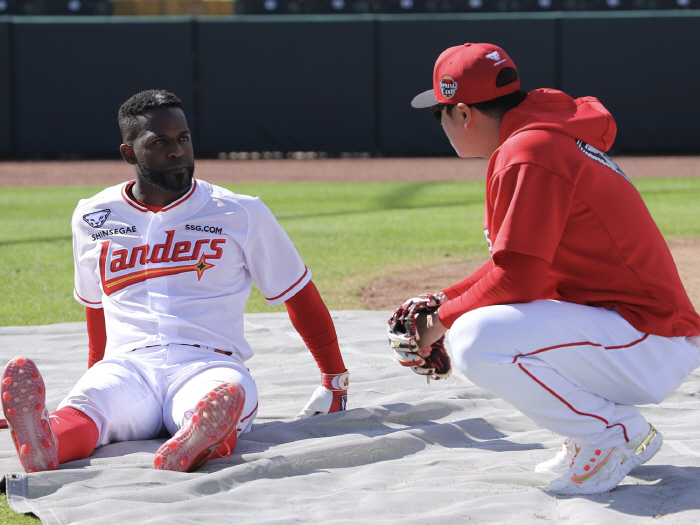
[388,43,700,495]
[0,89,349,473]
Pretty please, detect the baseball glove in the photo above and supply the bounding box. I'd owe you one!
[387,294,452,380]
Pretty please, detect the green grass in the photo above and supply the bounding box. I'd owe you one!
[1,494,38,523]
[0,181,488,325]
[632,178,700,237]
[1,178,700,327]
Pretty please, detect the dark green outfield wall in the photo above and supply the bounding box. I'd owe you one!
[1,12,699,155]
[196,16,376,152]
[0,20,11,153]
[9,17,194,154]
[560,13,700,152]
[376,14,559,154]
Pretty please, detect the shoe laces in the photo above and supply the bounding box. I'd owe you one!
[561,438,580,465]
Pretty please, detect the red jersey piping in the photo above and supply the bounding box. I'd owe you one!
[266,267,309,301]
[74,289,102,306]
[162,179,197,211]
[506,333,651,443]
[240,403,258,424]
[120,179,198,213]
[510,333,650,364]
[121,182,148,212]
[518,363,630,442]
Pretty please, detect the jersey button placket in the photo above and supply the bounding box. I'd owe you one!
[146,215,170,331]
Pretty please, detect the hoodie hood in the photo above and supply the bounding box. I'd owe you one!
[499,89,617,152]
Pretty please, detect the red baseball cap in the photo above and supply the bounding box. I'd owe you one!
[411,43,520,108]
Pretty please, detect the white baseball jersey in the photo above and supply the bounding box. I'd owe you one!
[72,179,311,362]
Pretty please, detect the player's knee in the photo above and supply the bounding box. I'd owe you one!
[448,306,516,382]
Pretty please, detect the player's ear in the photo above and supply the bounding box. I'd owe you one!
[120,144,138,165]
[455,103,471,130]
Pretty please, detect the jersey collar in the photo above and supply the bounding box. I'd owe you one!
[121,179,198,213]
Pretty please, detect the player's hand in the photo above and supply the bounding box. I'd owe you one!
[295,371,349,419]
[388,293,451,380]
[414,309,448,349]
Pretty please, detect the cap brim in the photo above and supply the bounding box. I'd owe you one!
[411,89,438,108]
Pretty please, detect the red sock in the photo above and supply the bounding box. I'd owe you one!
[49,407,99,464]
[210,432,239,459]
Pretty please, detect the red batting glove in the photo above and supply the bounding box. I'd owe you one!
[295,371,349,419]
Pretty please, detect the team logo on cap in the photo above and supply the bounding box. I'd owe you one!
[486,50,506,66]
[83,209,111,228]
[439,75,458,98]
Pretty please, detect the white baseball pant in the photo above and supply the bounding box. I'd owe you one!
[57,344,258,447]
[448,300,700,448]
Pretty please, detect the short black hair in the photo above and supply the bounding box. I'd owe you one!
[445,67,527,120]
[118,89,182,144]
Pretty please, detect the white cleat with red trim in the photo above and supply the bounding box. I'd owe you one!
[535,437,579,474]
[548,423,662,495]
[153,382,245,472]
[1,356,59,473]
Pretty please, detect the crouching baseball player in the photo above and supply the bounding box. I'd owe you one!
[1,89,349,474]
[388,43,700,495]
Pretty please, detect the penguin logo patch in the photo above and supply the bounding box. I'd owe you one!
[83,209,111,228]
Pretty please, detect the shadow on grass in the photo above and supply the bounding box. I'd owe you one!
[277,199,483,222]
[0,236,72,247]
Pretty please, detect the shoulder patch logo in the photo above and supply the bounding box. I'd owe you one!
[439,75,458,99]
[83,209,111,228]
[576,140,632,184]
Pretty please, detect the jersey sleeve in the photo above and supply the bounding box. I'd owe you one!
[72,205,104,309]
[242,198,311,305]
[488,163,576,263]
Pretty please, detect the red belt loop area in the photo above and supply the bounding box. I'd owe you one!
[185,344,233,356]
[131,344,232,356]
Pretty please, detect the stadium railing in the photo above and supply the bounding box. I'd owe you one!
[0,0,697,15]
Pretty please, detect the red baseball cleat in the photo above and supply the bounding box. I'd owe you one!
[153,382,245,472]
[1,357,59,473]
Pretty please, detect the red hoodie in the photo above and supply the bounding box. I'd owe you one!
[438,89,700,337]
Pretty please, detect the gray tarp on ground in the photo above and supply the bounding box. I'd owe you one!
[2,311,700,524]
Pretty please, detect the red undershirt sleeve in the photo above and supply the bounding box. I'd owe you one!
[441,259,494,300]
[85,307,107,368]
[438,251,551,328]
[285,280,346,375]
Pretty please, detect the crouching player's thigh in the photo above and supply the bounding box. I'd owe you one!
[447,299,700,406]
[447,302,540,385]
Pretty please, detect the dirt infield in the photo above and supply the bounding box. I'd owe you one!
[2,155,700,186]
[2,156,699,310]
[359,237,700,312]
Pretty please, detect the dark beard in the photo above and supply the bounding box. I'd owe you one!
[137,161,195,194]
